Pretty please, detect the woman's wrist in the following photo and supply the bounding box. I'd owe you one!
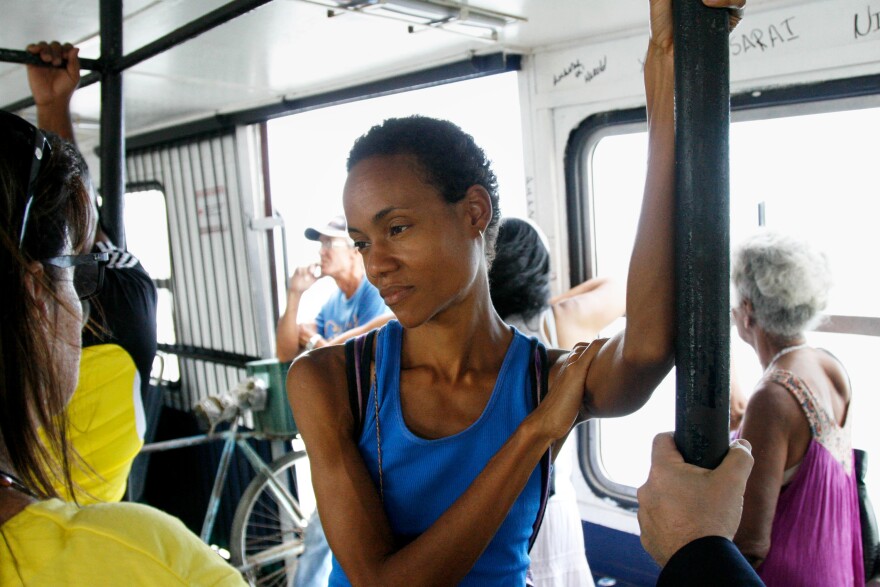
[518,411,559,453]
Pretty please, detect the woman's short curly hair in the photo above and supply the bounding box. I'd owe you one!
[732,230,832,339]
[347,116,501,265]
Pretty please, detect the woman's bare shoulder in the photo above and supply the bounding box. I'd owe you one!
[743,378,804,433]
[287,345,352,427]
[815,349,853,399]
[749,377,798,408]
[289,344,347,384]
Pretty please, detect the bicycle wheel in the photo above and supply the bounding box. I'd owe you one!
[230,450,309,586]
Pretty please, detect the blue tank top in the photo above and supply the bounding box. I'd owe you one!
[328,321,542,586]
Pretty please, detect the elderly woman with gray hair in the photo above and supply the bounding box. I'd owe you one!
[730,230,863,586]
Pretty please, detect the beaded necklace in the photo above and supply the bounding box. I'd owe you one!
[765,343,810,373]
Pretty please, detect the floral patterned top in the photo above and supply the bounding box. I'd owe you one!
[764,368,853,475]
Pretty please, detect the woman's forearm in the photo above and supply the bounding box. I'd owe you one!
[372,417,553,585]
[316,412,555,587]
[622,45,676,368]
[581,47,676,417]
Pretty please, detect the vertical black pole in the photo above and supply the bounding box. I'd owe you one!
[100,0,126,249]
[673,0,731,468]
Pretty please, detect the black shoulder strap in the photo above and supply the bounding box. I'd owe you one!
[528,338,553,552]
[344,337,358,423]
[345,329,378,438]
[538,343,550,403]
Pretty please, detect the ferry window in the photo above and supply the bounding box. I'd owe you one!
[266,71,527,321]
[581,101,880,507]
[124,188,179,383]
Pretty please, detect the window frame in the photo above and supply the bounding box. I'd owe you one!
[124,181,181,386]
[564,72,880,509]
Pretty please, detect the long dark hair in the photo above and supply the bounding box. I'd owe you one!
[488,218,551,322]
[0,117,92,500]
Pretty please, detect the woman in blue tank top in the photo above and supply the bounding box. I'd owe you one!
[287,1,739,583]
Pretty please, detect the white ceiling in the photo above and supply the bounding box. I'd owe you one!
[0,0,786,139]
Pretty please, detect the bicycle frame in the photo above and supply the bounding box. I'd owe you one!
[140,417,301,545]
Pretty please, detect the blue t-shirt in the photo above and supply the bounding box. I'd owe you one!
[315,276,388,339]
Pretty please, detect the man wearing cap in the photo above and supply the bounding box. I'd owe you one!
[276,214,390,362]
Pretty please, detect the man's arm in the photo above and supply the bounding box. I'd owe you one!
[26,41,79,141]
[275,294,305,361]
[276,265,321,361]
[658,536,765,587]
[325,313,393,346]
[551,276,625,349]
[637,433,754,567]
[637,433,763,586]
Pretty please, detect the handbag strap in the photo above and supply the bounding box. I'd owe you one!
[345,329,382,501]
[528,338,553,552]
[345,329,377,440]
[855,449,880,580]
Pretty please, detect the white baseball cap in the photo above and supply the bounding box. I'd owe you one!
[304,215,351,242]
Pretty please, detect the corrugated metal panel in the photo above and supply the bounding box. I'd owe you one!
[127,127,273,410]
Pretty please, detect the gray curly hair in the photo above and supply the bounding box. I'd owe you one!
[732,230,832,339]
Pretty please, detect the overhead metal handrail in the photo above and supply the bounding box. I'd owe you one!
[0,49,101,71]
[0,0,276,112]
[0,0,279,249]
[101,0,126,249]
[116,0,276,73]
[157,343,261,369]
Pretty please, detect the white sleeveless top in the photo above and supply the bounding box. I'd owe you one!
[504,308,558,348]
[503,307,595,587]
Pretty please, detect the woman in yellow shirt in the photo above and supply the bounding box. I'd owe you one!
[0,109,245,586]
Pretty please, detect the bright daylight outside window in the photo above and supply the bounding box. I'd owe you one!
[589,104,880,510]
[124,188,179,383]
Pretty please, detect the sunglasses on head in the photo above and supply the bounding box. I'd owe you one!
[0,110,52,249]
[2,112,107,300]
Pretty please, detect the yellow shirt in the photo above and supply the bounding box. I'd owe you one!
[0,499,245,586]
[42,344,146,503]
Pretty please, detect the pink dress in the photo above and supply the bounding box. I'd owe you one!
[751,369,864,586]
